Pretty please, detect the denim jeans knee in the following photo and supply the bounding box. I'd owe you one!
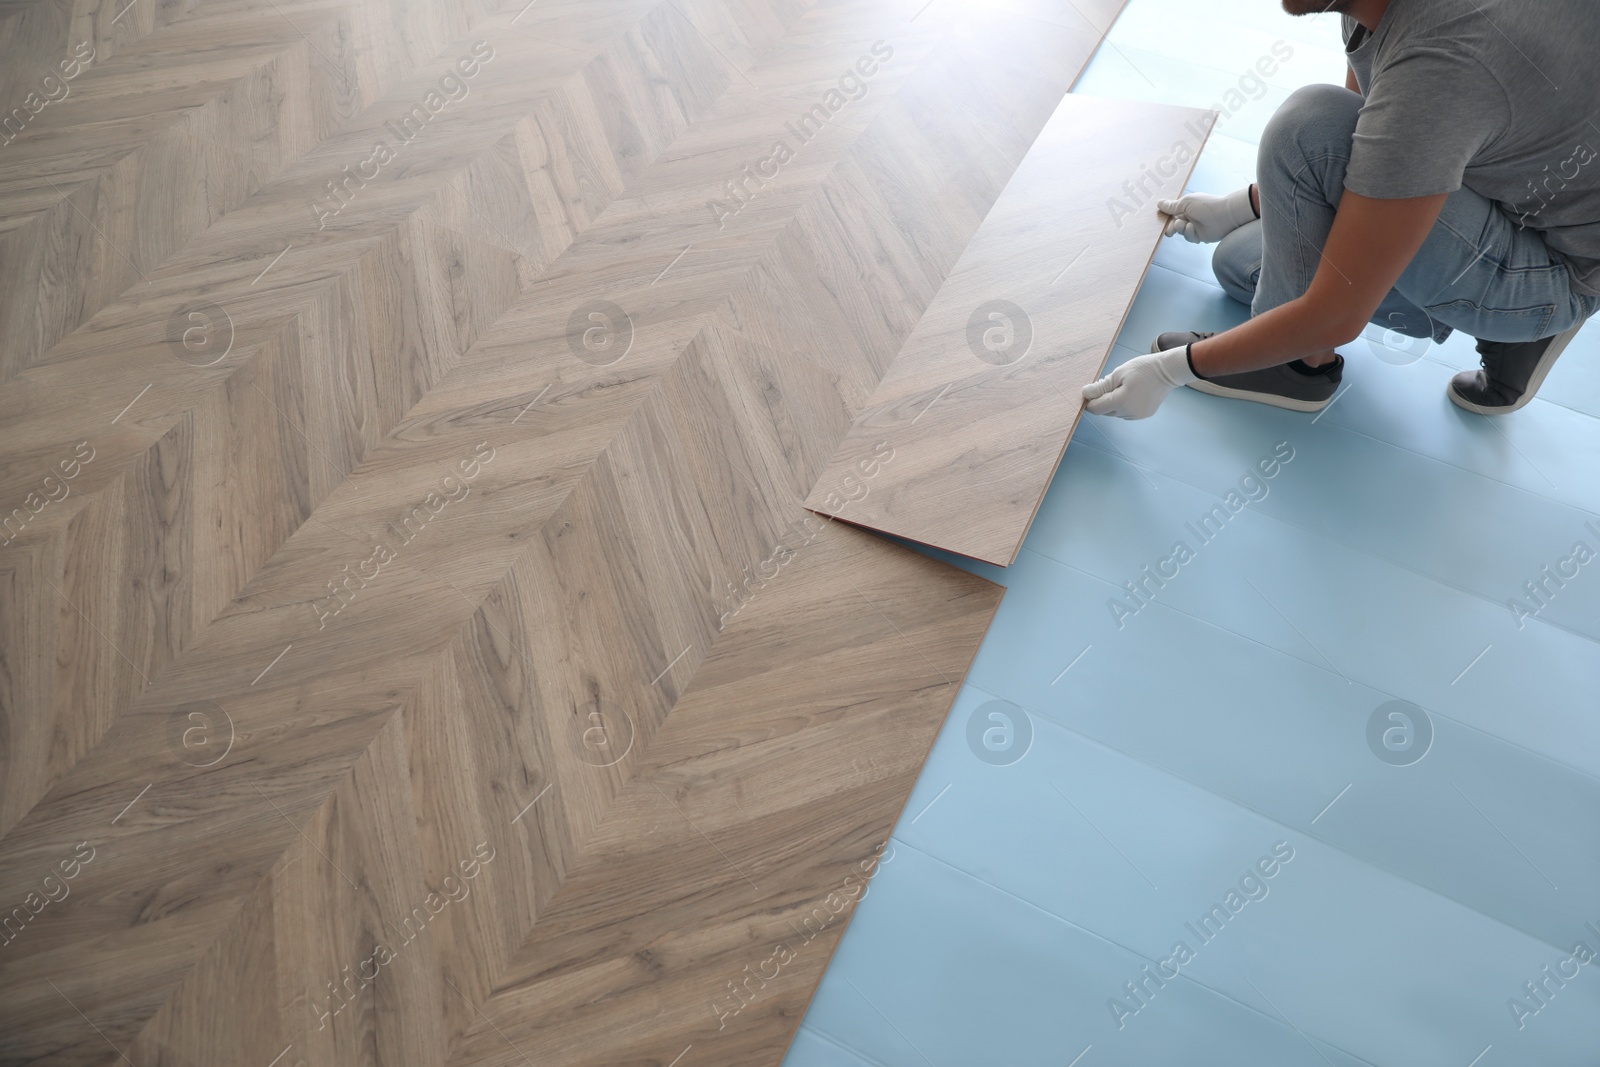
[1257,83,1362,209]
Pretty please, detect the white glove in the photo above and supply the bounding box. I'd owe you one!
[1158,186,1257,244]
[1082,347,1197,420]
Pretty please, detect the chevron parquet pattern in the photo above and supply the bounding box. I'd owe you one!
[0,0,1128,1063]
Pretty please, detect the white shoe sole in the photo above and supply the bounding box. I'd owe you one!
[1184,378,1333,413]
[1447,319,1587,415]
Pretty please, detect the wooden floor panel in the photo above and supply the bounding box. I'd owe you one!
[0,0,1125,1063]
[445,522,1002,1067]
[806,95,1215,565]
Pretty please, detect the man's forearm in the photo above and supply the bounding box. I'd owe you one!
[1188,188,1447,378]
[1188,296,1359,377]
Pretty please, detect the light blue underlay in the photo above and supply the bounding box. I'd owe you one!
[781,2,1600,1065]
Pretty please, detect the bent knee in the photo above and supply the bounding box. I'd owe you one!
[1261,82,1361,157]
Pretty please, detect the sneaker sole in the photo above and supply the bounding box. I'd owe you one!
[1185,377,1333,413]
[1149,338,1334,413]
[1447,321,1585,415]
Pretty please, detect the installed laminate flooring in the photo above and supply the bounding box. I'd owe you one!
[806,94,1215,566]
[0,0,1127,1063]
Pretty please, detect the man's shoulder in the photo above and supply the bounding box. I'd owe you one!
[1370,0,1600,81]
[1383,0,1594,48]
[1381,0,1479,42]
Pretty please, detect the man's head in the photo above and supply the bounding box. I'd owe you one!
[1281,0,1357,14]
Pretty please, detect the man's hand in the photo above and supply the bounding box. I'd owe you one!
[1158,187,1257,244]
[1082,347,1197,419]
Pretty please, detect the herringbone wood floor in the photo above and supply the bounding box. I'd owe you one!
[0,0,1128,1063]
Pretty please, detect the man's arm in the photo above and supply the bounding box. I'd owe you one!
[1081,190,1447,419]
[1188,189,1447,377]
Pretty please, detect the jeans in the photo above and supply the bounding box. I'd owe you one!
[1211,83,1599,346]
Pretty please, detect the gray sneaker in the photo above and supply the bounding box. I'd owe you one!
[1447,318,1589,414]
[1152,331,1341,413]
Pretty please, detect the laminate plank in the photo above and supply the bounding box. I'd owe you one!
[711,6,1127,416]
[805,94,1215,564]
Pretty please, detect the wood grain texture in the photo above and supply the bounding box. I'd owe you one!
[805,95,1215,566]
[0,0,1127,1063]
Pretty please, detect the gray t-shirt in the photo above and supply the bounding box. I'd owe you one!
[1342,0,1600,296]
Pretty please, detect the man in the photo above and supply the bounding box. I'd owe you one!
[1083,0,1600,420]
